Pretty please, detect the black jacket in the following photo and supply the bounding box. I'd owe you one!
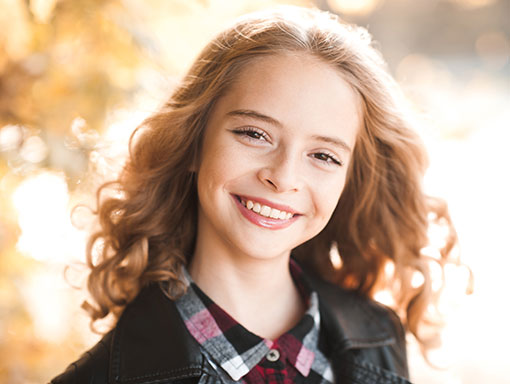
[50,275,411,384]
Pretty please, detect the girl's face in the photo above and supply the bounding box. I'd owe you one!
[195,53,360,262]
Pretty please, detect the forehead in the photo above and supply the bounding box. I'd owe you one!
[213,53,361,145]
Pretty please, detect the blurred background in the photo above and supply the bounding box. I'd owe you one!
[0,0,508,382]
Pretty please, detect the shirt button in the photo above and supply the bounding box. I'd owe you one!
[266,349,280,362]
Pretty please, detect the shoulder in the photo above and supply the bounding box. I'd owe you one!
[308,273,409,379]
[49,284,205,384]
[50,332,112,384]
[48,285,161,384]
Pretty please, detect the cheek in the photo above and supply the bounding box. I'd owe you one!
[315,175,347,219]
[197,147,246,198]
[198,142,228,180]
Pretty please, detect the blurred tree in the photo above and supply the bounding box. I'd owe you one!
[1,0,143,132]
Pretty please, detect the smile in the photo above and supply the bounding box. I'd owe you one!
[241,198,294,220]
[232,194,300,230]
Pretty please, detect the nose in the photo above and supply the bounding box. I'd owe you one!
[257,149,302,193]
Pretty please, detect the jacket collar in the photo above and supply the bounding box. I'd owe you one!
[109,284,216,383]
[305,271,396,351]
[109,275,396,383]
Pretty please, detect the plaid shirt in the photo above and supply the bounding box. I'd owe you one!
[175,260,334,384]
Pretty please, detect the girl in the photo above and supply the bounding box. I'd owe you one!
[51,6,458,384]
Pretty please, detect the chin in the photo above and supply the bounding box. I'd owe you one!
[235,245,291,262]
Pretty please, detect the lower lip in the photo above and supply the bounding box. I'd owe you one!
[232,195,299,230]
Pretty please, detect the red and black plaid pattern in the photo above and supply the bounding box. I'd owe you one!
[175,260,334,383]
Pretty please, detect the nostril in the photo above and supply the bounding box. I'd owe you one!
[265,179,277,190]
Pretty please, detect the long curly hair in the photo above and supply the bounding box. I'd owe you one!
[82,6,462,351]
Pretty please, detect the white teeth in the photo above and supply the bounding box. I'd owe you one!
[260,205,271,217]
[241,198,294,220]
[270,208,280,218]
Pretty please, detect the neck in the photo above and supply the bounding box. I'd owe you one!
[189,243,305,340]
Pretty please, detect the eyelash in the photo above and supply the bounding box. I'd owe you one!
[231,127,343,167]
[232,127,270,142]
[311,152,342,166]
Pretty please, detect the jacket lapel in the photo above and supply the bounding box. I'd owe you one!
[308,272,411,383]
[109,284,215,384]
[308,273,396,349]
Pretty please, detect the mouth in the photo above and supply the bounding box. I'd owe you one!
[236,195,296,220]
[232,194,301,230]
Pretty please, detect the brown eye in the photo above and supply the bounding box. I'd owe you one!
[246,131,263,139]
[312,152,342,166]
[231,127,270,142]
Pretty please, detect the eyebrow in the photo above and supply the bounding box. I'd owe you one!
[226,109,352,153]
[227,109,282,128]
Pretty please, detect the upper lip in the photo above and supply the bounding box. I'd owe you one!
[235,194,302,215]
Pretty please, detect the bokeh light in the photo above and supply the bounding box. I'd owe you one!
[29,0,58,24]
[12,171,86,263]
[475,31,510,70]
[0,125,23,152]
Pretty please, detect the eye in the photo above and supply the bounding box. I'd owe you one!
[311,152,343,166]
[231,127,270,142]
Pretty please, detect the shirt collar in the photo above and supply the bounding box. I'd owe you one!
[175,260,332,382]
[107,270,399,383]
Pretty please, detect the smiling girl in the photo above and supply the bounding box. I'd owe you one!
[51,6,458,384]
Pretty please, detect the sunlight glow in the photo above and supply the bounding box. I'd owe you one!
[329,242,343,269]
[327,0,381,15]
[29,0,57,23]
[374,289,394,306]
[19,135,48,163]
[411,271,425,289]
[21,269,72,342]
[12,171,86,262]
[447,0,497,9]
[0,124,23,151]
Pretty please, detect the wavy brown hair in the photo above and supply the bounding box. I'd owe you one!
[82,6,464,351]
